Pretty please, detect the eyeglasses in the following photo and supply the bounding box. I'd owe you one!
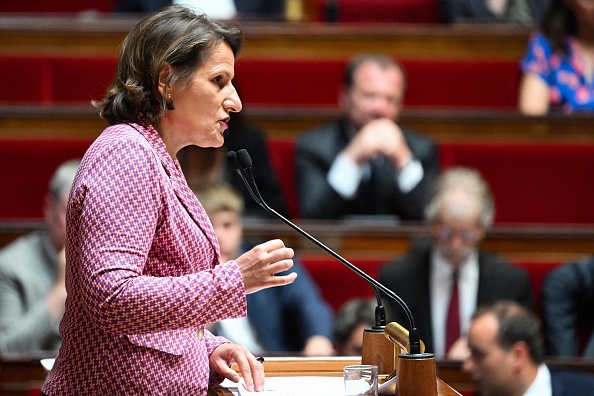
[436,226,480,244]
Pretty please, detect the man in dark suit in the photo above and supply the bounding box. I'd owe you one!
[464,301,594,396]
[379,167,533,358]
[295,54,439,221]
[541,255,594,357]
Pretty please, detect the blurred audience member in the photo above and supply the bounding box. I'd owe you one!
[113,0,285,21]
[296,54,439,221]
[195,183,334,356]
[379,167,533,359]
[541,255,594,358]
[440,0,548,24]
[179,110,288,219]
[519,0,594,115]
[464,300,594,396]
[333,298,376,356]
[0,159,79,353]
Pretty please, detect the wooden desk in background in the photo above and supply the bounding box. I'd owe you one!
[2,220,594,263]
[3,105,594,143]
[0,16,530,61]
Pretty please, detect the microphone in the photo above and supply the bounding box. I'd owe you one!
[226,149,422,357]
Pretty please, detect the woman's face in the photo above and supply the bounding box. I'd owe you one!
[157,42,242,156]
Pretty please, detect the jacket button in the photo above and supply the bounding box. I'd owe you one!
[197,329,204,340]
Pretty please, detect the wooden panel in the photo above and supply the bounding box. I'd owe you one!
[0,353,50,396]
[3,105,594,143]
[241,220,594,263]
[3,220,594,262]
[0,15,531,60]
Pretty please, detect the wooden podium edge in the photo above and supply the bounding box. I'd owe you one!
[210,357,461,395]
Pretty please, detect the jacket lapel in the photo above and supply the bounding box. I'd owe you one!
[131,123,220,257]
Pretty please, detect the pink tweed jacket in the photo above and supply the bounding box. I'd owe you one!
[42,123,247,395]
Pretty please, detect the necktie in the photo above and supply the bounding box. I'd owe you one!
[445,269,460,353]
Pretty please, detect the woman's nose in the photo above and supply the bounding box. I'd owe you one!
[224,86,242,113]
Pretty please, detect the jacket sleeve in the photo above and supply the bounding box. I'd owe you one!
[296,130,355,219]
[541,259,594,356]
[71,138,246,335]
[283,260,334,341]
[0,271,59,353]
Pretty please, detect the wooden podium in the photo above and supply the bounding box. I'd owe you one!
[207,356,462,396]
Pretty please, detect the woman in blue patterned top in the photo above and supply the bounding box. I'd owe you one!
[519,0,594,115]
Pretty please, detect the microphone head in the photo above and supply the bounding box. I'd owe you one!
[226,151,241,171]
[236,149,253,169]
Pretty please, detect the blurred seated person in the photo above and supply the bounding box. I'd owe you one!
[194,183,334,356]
[440,0,548,24]
[379,167,533,359]
[179,111,288,219]
[295,54,439,221]
[541,255,594,358]
[519,0,594,115]
[464,300,594,396]
[333,298,376,356]
[113,0,285,21]
[0,159,79,353]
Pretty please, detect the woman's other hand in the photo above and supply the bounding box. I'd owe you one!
[210,343,265,392]
[235,239,297,294]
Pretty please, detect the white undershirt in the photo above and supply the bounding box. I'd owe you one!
[327,152,424,199]
[523,364,552,396]
[430,249,479,357]
[172,0,237,19]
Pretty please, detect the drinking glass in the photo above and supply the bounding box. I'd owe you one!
[343,364,378,396]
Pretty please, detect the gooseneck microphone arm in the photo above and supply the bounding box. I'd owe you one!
[226,149,421,355]
[227,151,386,327]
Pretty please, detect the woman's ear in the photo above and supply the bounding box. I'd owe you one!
[158,63,172,98]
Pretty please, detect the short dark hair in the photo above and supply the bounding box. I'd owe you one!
[96,5,243,126]
[343,54,406,91]
[334,298,376,344]
[473,301,545,364]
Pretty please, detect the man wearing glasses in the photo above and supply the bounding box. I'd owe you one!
[379,167,533,359]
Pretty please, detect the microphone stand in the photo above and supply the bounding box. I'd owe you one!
[227,149,451,396]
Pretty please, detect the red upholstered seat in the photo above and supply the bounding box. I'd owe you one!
[50,57,117,103]
[514,261,563,315]
[234,59,345,107]
[0,57,50,103]
[0,0,116,13]
[401,59,520,109]
[301,257,383,313]
[0,139,92,219]
[267,139,594,224]
[0,56,116,104]
[314,0,441,24]
[440,142,594,224]
[236,58,520,109]
[1,56,520,109]
[267,138,300,219]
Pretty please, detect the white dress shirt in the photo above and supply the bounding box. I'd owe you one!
[523,363,552,396]
[327,152,424,199]
[430,249,479,357]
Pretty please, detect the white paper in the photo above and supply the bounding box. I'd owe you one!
[220,377,344,396]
